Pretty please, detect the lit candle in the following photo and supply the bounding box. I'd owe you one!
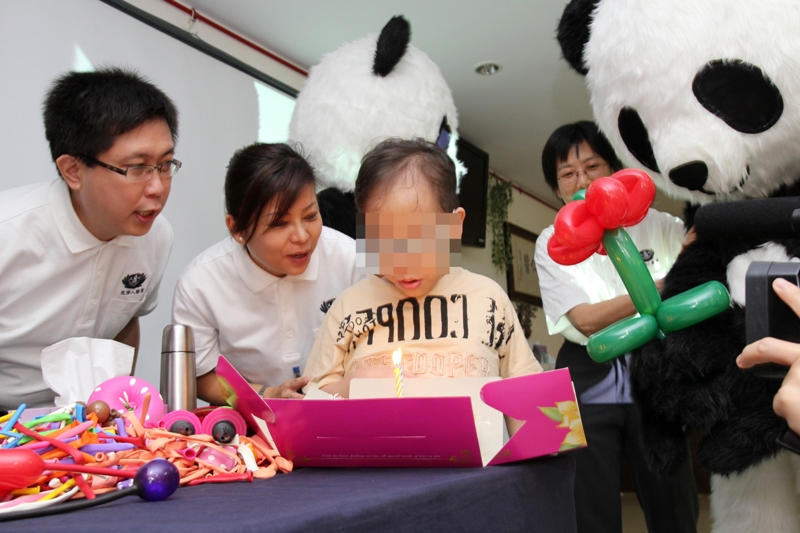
[392,347,404,398]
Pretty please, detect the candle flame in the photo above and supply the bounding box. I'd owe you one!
[392,347,403,366]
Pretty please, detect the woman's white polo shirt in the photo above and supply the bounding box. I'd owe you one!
[171,226,360,388]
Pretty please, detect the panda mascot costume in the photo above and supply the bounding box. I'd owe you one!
[558,0,800,531]
[289,16,463,238]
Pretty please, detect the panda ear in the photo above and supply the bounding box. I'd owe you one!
[557,0,601,75]
[373,15,411,77]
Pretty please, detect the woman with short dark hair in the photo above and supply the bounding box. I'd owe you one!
[534,122,699,533]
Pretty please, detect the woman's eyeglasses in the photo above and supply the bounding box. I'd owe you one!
[557,162,609,185]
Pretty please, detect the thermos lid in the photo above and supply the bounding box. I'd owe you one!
[162,324,195,353]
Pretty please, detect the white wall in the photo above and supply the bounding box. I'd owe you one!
[0,1,296,393]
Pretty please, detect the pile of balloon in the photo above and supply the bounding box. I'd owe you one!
[547,169,731,362]
[0,375,291,521]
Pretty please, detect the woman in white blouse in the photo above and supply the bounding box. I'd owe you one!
[172,143,360,405]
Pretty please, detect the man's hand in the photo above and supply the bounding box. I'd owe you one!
[737,278,800,433]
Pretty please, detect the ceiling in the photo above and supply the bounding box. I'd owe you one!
[184,0,685,216]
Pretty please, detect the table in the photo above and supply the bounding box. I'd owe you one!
[10,455,576,533]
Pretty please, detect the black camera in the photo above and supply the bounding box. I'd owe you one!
[745,261,800,378]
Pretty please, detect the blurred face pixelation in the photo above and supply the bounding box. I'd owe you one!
[358,174,464,298]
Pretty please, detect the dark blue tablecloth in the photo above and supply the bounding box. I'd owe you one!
[9,456,576,533]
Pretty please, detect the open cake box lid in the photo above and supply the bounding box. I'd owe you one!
[216,356,585,467]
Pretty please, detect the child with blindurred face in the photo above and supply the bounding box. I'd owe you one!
[304,139,542,431]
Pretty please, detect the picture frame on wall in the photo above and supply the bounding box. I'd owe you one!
[505,223,543,307]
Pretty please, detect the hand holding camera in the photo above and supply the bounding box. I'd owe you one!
[738,277,800,435]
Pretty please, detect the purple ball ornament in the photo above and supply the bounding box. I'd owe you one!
[134,458,180,501]
[0,459,180,522]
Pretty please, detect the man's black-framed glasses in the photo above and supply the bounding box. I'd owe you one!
[79,155,182,182]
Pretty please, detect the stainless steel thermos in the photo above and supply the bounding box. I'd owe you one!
[160,324,197,412]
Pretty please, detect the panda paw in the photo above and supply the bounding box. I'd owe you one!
[637,408,691,474]
[696,403,786,474]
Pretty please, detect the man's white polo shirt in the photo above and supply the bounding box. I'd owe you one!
[0,179,172,410]
[172,226,360,388]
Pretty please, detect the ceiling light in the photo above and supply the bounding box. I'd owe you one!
[475,62,502,76]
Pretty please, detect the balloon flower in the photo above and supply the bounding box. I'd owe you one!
[547,169,730,362]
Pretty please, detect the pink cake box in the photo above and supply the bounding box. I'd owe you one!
[215,356,586,468]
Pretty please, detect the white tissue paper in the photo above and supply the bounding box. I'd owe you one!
[41,337,134,406]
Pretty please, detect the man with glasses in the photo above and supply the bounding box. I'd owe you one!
[533,122,698,533]
[0,68,179,410]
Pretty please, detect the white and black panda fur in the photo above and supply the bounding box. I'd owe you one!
[559,1,800,531]
[289,16,462,238]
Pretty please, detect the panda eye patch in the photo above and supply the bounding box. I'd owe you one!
[618,107,660,174]
[693,59,783,134]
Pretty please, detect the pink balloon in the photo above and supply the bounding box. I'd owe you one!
[585,177,629,229]
[612,169,655,226]
[553,201,605,249]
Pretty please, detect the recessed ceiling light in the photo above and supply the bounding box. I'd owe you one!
[475,62,502,76]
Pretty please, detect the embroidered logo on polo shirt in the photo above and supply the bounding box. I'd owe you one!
[320,298,335,313]
[121,273,147,296]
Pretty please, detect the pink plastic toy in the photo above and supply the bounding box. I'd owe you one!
[88,376,165,427]
[200,408,246,444]
[158,410,202,436]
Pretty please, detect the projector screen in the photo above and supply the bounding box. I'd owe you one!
[0,1,297,395]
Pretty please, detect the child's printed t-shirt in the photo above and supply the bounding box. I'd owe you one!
[304,268,543,390]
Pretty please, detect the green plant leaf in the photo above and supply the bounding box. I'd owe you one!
[487,178,514,272]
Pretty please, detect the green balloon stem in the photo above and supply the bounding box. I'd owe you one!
[587,314,659,362]
[602,229,662,316]
[571,189,586,202]
[656,281,730,332]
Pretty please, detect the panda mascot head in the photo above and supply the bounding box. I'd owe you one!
[559,3,800,531]
[558,0,800,205]
[289,16,462,236]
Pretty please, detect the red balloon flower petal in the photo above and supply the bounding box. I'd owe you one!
[585,177,629,229]
[613,169,655,226]
[553,201,604,249]
[547,233,602,265]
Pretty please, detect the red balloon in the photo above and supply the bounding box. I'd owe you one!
[553,201,604,249]
[585,177,629,229]
[612,169,655,226]
[547,233,601,265]
[0,448,138,498]
[0,448,44,498]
